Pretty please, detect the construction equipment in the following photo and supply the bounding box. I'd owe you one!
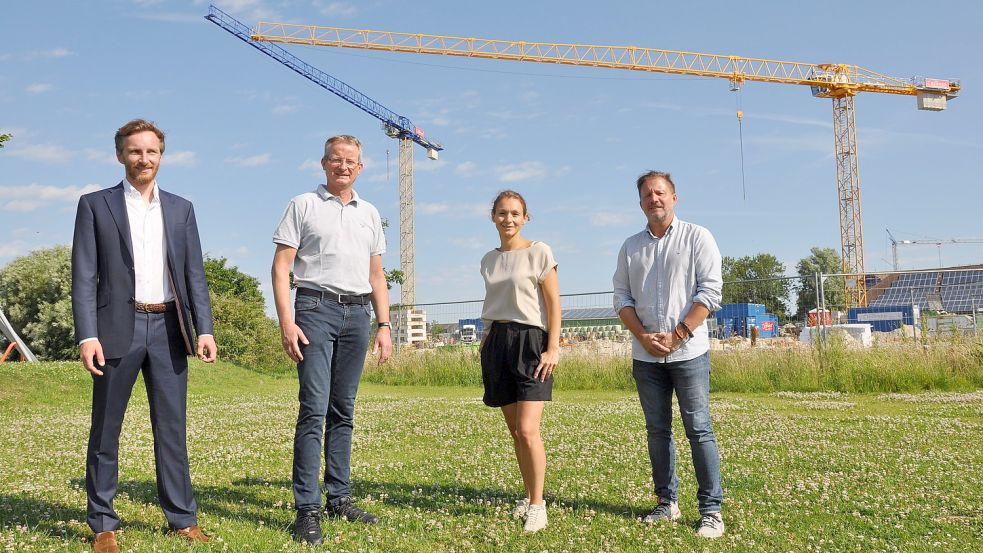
[249,23,961,308]
[0,305,37,362]
[205,5,442,308]
[887,229,983,270]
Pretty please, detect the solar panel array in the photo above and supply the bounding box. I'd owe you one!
[940,269,983,312]
[562,307,618,320]
[870,269,983,312]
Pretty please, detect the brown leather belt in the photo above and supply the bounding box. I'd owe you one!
[135,301,175,313]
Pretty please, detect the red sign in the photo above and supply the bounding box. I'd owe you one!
[761,321,775,332]
[923,78,950,90]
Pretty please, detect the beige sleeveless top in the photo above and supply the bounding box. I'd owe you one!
[480,241,557,330]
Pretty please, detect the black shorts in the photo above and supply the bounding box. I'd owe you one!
[480,321,553,407]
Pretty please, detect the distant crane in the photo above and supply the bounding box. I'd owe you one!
[248,21,961,308]
[886,229,983,270]
[205,5,442,309]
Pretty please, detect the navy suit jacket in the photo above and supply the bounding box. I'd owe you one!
[71,182,214,359]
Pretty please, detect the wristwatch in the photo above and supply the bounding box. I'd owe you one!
[377,322,391,329]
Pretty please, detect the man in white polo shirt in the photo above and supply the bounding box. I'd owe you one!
[271,134,392,545]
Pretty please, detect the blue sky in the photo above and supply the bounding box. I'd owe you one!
[2,0,982,309]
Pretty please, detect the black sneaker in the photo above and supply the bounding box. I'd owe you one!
[293,509,323,544]
[325,497,379,524]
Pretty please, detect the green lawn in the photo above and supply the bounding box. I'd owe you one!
[1,361,980,552]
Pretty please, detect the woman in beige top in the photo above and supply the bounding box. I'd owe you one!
[479,190,560,533]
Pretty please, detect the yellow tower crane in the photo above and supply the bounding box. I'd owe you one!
[250,23,960,307]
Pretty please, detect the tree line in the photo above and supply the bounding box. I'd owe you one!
[721,247,844,322]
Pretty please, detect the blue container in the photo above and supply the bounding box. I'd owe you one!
[715,308,779,338]
[847,305,915,332]
[759,314,779,338]
[717,303,766,319]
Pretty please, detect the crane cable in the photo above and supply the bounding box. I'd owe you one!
[735,87,747,201]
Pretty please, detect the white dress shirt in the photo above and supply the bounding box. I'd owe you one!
[125,180,172,303]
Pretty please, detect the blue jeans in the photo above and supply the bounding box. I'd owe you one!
[292,295,371,510]
[632,352,723,514]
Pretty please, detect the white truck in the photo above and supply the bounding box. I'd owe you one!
[460,324,478,344]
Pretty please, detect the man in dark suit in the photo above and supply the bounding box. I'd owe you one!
[72,119,217,553]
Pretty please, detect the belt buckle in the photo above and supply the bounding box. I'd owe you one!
[336,293,351,304]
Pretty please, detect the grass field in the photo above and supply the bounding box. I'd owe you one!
[1,361,981,552]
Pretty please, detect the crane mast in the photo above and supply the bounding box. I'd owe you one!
[205,5,442,311]
[250,22,961,308]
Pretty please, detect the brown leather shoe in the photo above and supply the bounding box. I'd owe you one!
[92,531,119,553]
[170,525,210,543]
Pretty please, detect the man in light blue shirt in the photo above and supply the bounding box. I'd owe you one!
[613,170,725,539]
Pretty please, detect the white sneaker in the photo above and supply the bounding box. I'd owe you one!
[642,499,682,523]
[523,502,547,533]
[511,498,530,520]
[696,512,725,538]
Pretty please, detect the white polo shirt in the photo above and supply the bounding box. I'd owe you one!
[273,185,386,296]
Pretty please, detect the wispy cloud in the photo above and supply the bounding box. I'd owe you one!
[299,159,323,174]
[751,112,832,128]
[83,148,118,165]
[590,210,634,227]
[495,161,548,183]
[207,0,280,21]
[638,100,682,111]
[225,153,272,167]
[316,1,357,17]
[3,143,75,163]
[450,237,484,250]
[487,109,543,121]
[135,11,204,24]
[0,183,101,212]
[1,49,74,62]
[166,151,198,167]
[414,159,447,173]
[455,161,477,177]
[745,134,831,154]
[0,241,30,258]
[25,83,52,94]
[30,48,74,59]
[444,202,490,219]
[272,102,300,114]
[417,202,449,215]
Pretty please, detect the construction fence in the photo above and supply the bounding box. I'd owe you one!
[389,268,983,350]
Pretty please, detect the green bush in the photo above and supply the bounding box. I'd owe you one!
[0,245,75,360]
[208,291,293,375]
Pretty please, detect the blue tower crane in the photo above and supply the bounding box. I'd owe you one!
[206,4,442,310]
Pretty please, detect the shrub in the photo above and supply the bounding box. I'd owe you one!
[208,291,293,375]
[0,245,75,360]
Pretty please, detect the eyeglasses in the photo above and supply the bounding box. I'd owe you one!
[326,157,361,168]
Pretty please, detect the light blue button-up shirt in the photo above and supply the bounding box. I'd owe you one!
[613,217,722,362]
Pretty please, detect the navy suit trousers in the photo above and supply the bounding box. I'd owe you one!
[85,310,197,532]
